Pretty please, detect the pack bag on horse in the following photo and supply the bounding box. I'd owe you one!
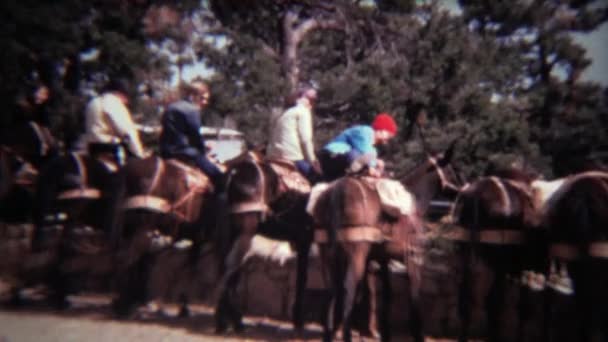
[444,163,541,342]
[1,82,59,222]
[112,79,222,317]
[529,168,608,342]
[307,139,461,342]
[29,78,146,309]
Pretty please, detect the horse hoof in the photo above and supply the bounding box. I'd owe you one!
[233,322,245,333]
[178,306,190,318]
[51,297,70,310]
[215,321,228,334]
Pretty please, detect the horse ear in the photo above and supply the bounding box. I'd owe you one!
[438,139,457,167]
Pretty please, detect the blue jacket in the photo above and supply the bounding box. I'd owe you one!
[323,125,377,166]
[160,100,205,158]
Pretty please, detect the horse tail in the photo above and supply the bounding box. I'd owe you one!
[227,159,265,203]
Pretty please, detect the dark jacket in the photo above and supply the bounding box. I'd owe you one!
[160,100,205,159]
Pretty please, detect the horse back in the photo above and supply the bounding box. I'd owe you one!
[123,155,213,223]
[453,176,537,239]
[543,172,608,242]
[312,177,382,230]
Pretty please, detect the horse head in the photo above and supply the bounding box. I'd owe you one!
[401,143,463,217]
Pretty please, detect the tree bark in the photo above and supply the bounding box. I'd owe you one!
[282,10,342,91]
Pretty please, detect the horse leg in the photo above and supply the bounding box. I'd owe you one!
[292,234,312,332]
[377,257,391,342]
[341,242,371,342]
[215,215,255,333]
[407,256,424,342]
[320,244,344,342]
[458,244,473,342]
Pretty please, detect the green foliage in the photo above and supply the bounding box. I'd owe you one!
[2,0,606,181]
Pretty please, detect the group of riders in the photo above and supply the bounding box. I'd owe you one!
[2,77,608,342]
[27,77,399,195]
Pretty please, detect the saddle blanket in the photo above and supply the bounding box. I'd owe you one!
[267,159,311,194]
[306,178,415,218]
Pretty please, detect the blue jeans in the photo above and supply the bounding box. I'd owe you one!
[295,160,319,183]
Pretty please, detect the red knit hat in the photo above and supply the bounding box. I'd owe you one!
[372,113,398,135]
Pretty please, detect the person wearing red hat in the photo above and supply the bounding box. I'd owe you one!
[318,112,397,181]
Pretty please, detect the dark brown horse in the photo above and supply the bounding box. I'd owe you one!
[449,173,539,342]
[29,151,121,308]
[531,171,608,342]
[111,155,216,317]
[214,152,313,333]
[309,149,460,342]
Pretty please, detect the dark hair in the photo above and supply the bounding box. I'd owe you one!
[104,78,131,95]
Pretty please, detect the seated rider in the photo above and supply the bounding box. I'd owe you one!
[266,87,322,183]
[76,78,146,164]
[2,81,58,167]
[318,113,398,181]
[159,79,225,191]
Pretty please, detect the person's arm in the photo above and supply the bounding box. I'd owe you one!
[297,107,317,162]
[105,97,145,158]
[182,105,206,151]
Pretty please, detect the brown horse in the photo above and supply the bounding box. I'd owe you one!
[448,173,539,342]
[531,171,608,342]
[111,155,216,317]
[214,152,313,333]
[309,148,460,342]
[28,151,121,308]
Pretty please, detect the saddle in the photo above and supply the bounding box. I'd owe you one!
[123,158,213,223]
[57,153,102,200]
[266,158,311,194]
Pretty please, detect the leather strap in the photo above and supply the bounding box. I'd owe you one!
[314,226,383,243]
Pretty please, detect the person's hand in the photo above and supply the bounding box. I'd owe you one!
[312,159,323,175]
[375,158,385,173]
[368,167,382,178]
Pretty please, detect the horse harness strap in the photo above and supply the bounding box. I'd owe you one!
[29,121,50,156]
[58,153,102,200]
[441,225,525,245]
[550,242,608,260]
[123,158,211,220]
[123,195,172,213]
[314,226,383,243]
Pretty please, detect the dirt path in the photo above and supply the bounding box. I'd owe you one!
[0,294,329,342]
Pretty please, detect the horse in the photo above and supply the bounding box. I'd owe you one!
[530,171,608,342]
[25,151,122,308]
[447,170,540,342]
[213,152,314,333]
[309,146,460,342]
[111,155,217,317]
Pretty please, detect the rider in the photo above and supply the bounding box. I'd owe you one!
[318,112,398,181]
[76,78,146,163]
[159,79,225,191]
[266,86,321,182]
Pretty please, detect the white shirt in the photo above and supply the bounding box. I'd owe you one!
[77,92,144,158]
[266,98,316,162]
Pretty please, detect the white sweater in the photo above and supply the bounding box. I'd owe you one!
[77,92,144,158]
[266,98,316,162]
